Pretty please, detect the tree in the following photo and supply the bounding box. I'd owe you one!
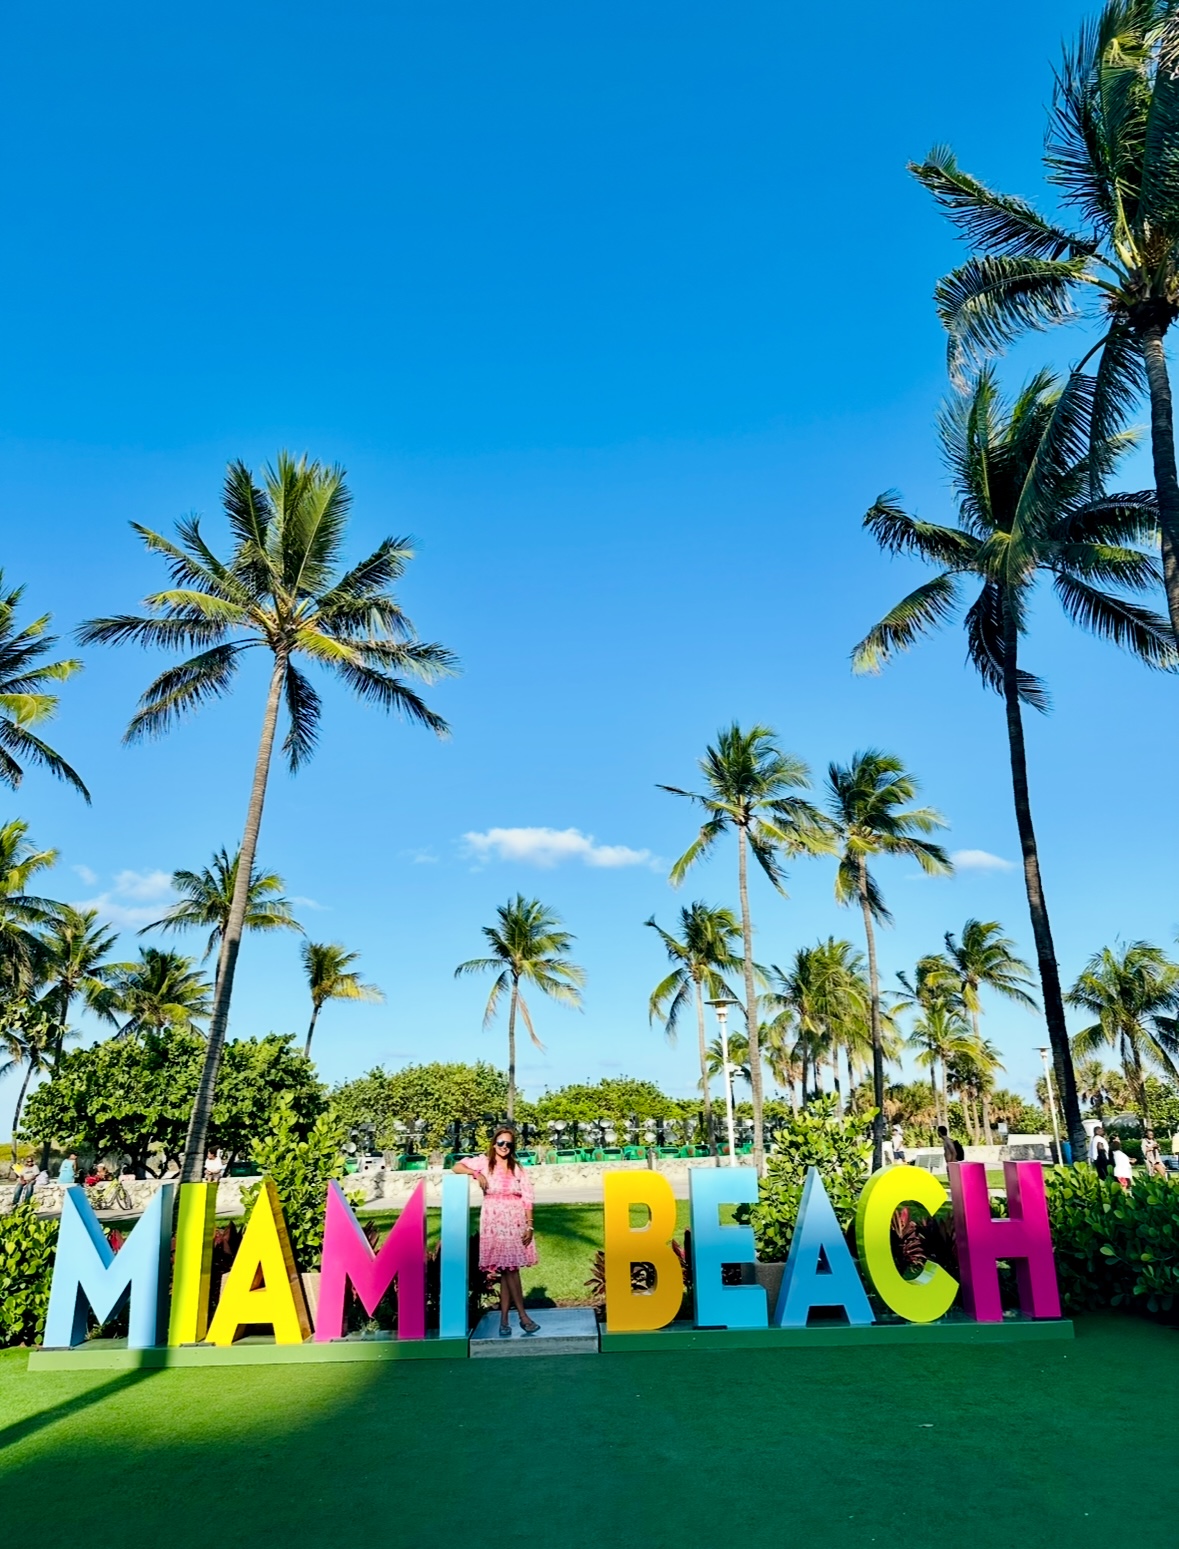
[143,847,302,960]
[301,941,384,1058]
[910,2,1179,640]
[107,948,211,1038]
[825,753,951,1170]
[36,907,122,1069]
[21,1029,327,1173]
[854,369,1174,1163]
[943,918,1035,1139]
[80,453,456,1180]
[704,1029,751,1115]
[0,821,59,992]
[0,570,87,798]
[333,1061,510,1152]
[1067,941,1179,1127]
[661,723,831,1171]
[646,901,744,1156]
[2,1000,55,1157]
[764,938,872,1113]
[896,954,968,1124]
[454,896,584,1120]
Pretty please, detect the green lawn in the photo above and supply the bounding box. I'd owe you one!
[0,1316,1174,1544]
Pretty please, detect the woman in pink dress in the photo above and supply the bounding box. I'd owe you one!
[453,1127,540,1335]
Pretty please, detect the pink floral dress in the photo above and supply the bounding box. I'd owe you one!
[465,1156,537,1271]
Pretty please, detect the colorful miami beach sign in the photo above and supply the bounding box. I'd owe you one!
[39,1161,1060,1356]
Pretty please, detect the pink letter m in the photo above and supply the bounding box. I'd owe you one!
[315,1179,427,1341]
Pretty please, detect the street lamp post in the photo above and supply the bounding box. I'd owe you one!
[1037,1046,1064,1163]
[707,998,740,1167]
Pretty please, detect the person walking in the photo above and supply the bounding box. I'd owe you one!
[1088,1126,1110,1181]
[938,1125,964,1169]
[58,1153,77,1185]
[453,1126,540,1336]
[891,1124,906,1164]
[1142,1129,1166,1179]
[1111,1138,1134,1191]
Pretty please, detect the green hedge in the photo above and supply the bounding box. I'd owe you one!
[0,1205,59,1346]
[1045,1166,1179,1315]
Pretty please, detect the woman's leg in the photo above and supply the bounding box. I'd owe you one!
[499,1274,511,1328]
[507,1270,538,1328]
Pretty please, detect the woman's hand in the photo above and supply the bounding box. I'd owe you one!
[476,1173,489,1193]
[522,1225,534,1246]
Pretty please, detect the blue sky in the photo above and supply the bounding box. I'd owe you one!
[3,1,1176,1114]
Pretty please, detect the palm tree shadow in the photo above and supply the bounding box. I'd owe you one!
[0,1364,160,1453]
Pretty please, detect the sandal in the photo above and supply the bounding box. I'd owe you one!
[520,1316,540,1335]
[498,1322,511,1336]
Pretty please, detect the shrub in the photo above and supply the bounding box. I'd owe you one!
[0,1205,59,1346]
[1045,1165,1179,1315]
[242,1097,360,1272]
[740,1097,874,1261]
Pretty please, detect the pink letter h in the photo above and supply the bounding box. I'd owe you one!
[949,1161,1061,1322]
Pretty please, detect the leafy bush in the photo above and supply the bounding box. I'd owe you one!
[242,1097,359,1272]
[0,1204,59,1346]
[740,1097,874,1261]
[333,1062,509,1151]
[1045,1165,1179,1315]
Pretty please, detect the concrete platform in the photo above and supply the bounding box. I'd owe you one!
[470,1307,600,1357]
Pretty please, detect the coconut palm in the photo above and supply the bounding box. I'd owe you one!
[0,821,60,992]
[143,847,302,961]
[661,723,832,1171]
[825,753,952,1169]
[301,941,384,1059]
[760,1018,804,1112]
[1074,1054,1120,1115]
[0,571,88,799]
[896,954,967,1125]
[764,939,871,1114]
[854,369,1174,1162]
[455,896,584,1120]
[107,948,212,1039]
[36,907,122,1066]
[646,902,744,1156]
[1067,941,1179,1127]
[704,1031,751,1120]
[948,1035,1006,1143]
[942,919,1035,1140]
[907,1004,975,1130]
[80,453,456,1180]
[2,1000,55,1157]
[910,2,1179,640]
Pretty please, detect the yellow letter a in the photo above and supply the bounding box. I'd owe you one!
[206,1178,311,1346]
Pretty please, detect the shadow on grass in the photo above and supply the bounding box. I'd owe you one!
[0,1365,160,1452]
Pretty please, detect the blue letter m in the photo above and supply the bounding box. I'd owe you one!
[44,1184,175,1350]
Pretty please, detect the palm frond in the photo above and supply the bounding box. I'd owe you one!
[911,146,1095,258]
[934,255,1088,376]
[124,645,244,741]
[852,574,961,673]
[1052,572,1179,666]
[282,663,321,772]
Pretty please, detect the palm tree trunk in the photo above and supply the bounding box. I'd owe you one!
[506,978,519,1122]
[800,1048,809,1107]
[695,979,717,1157]
[11,1061,33,1158]
[736,824,765,1173]
[982,1088,994,1146]
[832,1045,844,1117]
[1000,603,1085,1163]
[180,652,287,1183]
[940,1060,950,1132]
[1140,325,1179,644]
[858,862,886,1172]
[304,1002,321,1059]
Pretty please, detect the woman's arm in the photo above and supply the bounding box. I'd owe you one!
[452,1159,488,1191]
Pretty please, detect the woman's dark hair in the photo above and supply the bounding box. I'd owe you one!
[485,1125,520,1174]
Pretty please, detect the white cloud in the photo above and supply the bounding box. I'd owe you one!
[951,849,1016,873]
[73,868,177,930]
[406,848,439,866]
[292,895,326,911]
[461,826,655,870]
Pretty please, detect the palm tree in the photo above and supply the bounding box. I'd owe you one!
[764,939,871,1113]
[143,847,302,961]
[2,1000,54,1157]
[704,1031,751,1120]
[1067,941,1179,1127]
[825,753,952,1169]
[949,1035,1006,1143]
[455,896,584,1120]
[0,821,60,992]
[910,2,1179,640]
[895,953,967,1124]
[907,1004,975,1131]
[0,571,88,798]
[108,948,212,1039]
[854,369,1174,1163]
[760,1018,804,1112]
[661,723,831,1171]
[301,941,384,1059]
[943,919,1035,1141]
[646,902,744,1156]
[80,453,456,1180]
[1074,1053,1119,1115]
[36,905,122,1067]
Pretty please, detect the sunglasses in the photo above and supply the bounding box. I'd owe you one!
[494,1139,512,1148]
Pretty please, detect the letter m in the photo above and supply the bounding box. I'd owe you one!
[315,1179,426,1341]
[44,1184,175,1350]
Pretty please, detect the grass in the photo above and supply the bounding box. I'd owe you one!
[0,1315,1174,1544]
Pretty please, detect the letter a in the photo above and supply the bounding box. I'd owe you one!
[774,1168,874,1329]
[206,1178,311,1346]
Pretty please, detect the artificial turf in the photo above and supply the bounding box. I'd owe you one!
[1,1315,1173,1546]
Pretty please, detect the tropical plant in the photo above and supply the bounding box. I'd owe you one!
[241,1096,355,1272]
[661,723,832,1171]
[0,1203,59,1347]
[301,941,384,1058]
[910,1,1179,641]
[35,907,122,1069]
[895,953,968,1125]
[764,938,872,1113]
[646,901,744,1156]
[948,1035,1006,1143]
[0,821,59,993]
[1067,941,1179,1127]
[333,1061,510,1152]
[454,895,584,1120]
[942,918,1034,1140]
[143,847,302,960]
[1074,1055,1123,1115]
[739,1096,875,1261]
[1045,1163,1179,1314]
[0,571,87,798]
[704,1030,751,1127]
[824,752,951,1169]
[80,453,456,1180]
[854,369,1175,1162]
[107,948,211,1038]
[2,999,55,1155]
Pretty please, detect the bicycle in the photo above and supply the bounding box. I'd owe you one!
[86,1178,135,1214]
